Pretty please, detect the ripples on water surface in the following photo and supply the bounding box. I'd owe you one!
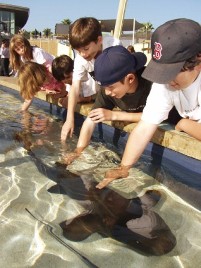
[0,87,201,268]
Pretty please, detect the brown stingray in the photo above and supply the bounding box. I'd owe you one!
[60,186,176,256]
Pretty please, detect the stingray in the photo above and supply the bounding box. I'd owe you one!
[14,130,176,256]
[59,183,176,256]
[40,159,177,256]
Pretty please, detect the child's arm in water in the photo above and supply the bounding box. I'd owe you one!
[62,117,96,165]
[21,99,33,112]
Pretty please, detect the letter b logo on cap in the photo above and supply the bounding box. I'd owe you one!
[153,42,162,60]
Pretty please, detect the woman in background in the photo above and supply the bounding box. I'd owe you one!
[0,39,10,76]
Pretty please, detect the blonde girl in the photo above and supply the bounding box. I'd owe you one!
[18,61,66,111]
[9,34,54,72]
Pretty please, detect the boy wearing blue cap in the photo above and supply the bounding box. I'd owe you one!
[63,45,152,164]
[97,18,201,189]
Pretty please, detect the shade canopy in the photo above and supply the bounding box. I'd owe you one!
[99,19,143,32]
[0,4,29,32]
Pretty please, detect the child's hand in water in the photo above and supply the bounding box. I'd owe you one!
[63,152,80,165]
[96,165,131,189]
[63,147,85,165]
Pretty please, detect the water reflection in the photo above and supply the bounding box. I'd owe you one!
[1,88,201,267]
[13,116,176,256]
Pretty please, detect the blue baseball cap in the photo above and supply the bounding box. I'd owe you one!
[94,45,147,86]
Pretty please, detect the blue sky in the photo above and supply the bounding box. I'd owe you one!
[3,0,201,32]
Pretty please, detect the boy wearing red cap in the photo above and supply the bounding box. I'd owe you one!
[63,45,152,164]
[97,18,201,189]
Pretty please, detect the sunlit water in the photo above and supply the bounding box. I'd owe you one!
[0,86,201,268]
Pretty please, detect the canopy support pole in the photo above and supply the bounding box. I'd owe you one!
[132,18,136,45]
[113,0,128,39]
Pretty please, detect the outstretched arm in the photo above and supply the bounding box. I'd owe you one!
[61,80,81,141]
[63,117,96,165]
[21,99,33,112]
[121,120,157,166]
[96,120,158,189]
[77,117,96,148]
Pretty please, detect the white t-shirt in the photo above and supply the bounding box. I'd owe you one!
[1,47,9,58]
[21,46,55,69]
[65,84,71,92]
[72,36,122,97]
[142,72,201,124]
[65,74,97,97]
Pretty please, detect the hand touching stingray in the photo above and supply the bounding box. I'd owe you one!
[62,147,85,165]
[96,164,131,189]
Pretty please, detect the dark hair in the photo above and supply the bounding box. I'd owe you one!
[119,71,136,84]
[1,39,9,45]
[52,55,74,81]
[127,45,135,53]
[181,51,201,71]
[69,17,102,49]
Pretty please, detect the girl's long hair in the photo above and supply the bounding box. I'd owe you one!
[18,61,48,100]
[9,34,33,71]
